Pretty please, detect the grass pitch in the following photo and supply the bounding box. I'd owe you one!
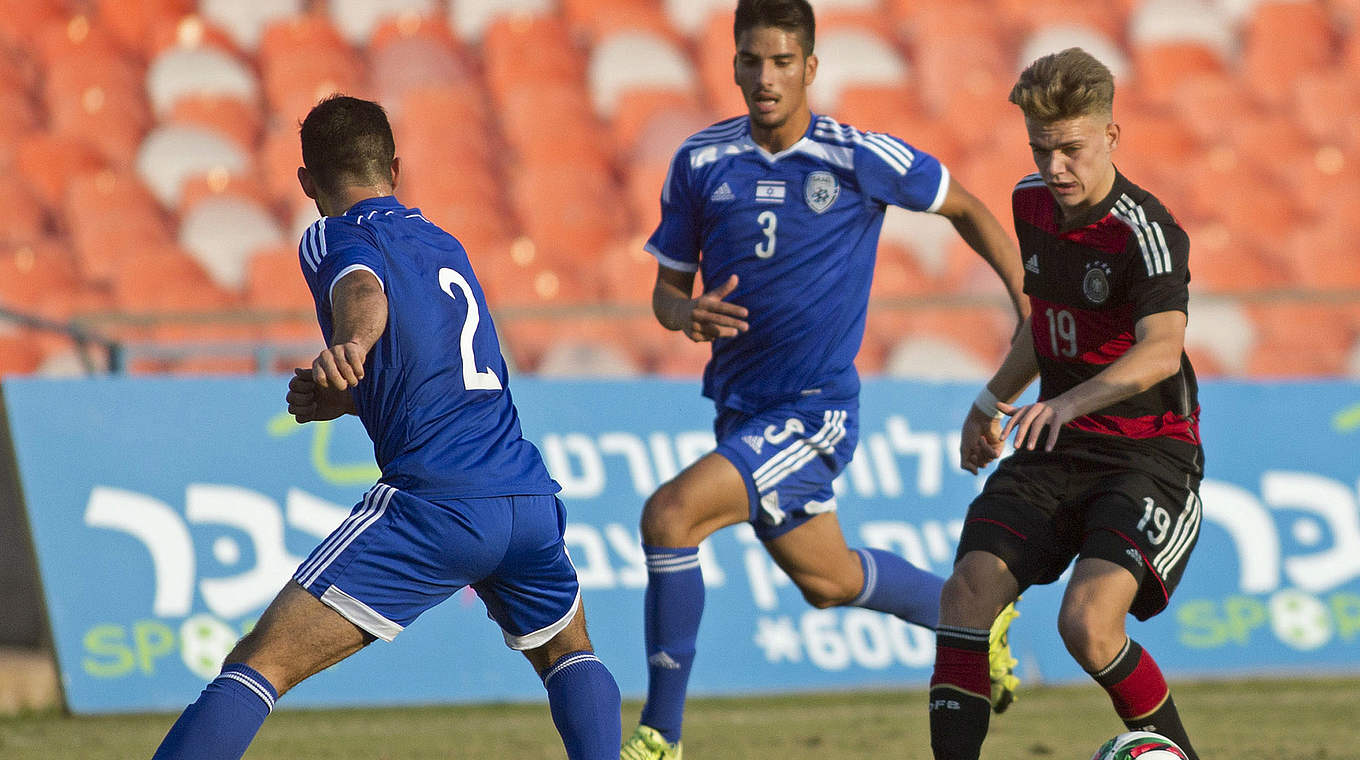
[0,675,1354,759]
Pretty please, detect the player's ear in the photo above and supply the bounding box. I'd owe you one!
[389,156,400,192]
[803,52,817,86]
[1105,120,1120,153]
[297,166,318,199]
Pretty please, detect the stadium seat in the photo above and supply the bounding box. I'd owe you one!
[31,12,122,67]
[597,237,657,306]
[394,85,494,161]
[897,3,1007,121]
[661,0,731,38]
[1240,1,1334,108]
[1291,71,1360,153]
[693,14,757,117]
[1016,25,1129,81]
[137,13,244,64]
[169,94,265,152]
[882,335,994,381]
[145,45,258,120]
[257,13,365,123]
[869,242,934,301]
[0,334,45,376]
[327,0,439,46]
[15,133,107,211]
[0,82,41,156]
[110,245,237,312]
[92,0,194,59]
[1245,303,1354,378]
[1181,219,1287,293]
[365,30,474,117]
[0,184,47,247]
[1126,0,1232,108]
[242,244,314,312]
[496,84,611,171]
[63,170,174,287]
[994,0,1132,42]
[0,0,63,51]
[509,164,628,265]
[200,0,304,51]
[806,28,910,115]
[587,31,696,118]
[41,40,149,165]
[178,194,287,291]
[1183,295,1257,376]
[561,0,675,43]
[258,124,307,208]
[868,308,1014,375]
[134,124,251,208]
[0,242,83,320]
[481,14,582,94]
[1282,218,1360,292]
[447,0,554,43]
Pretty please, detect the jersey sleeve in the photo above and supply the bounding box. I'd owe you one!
[853,132,951,213]
[1125,219,1190,321]
[298,217,387,312]
[644,146,701,272]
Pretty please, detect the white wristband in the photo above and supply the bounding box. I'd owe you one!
[973,387,1005,420]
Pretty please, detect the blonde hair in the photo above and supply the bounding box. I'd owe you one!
[1009,47,1114,122]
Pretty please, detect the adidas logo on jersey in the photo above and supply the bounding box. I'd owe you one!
[648,652,682,670]
[742,434,764,454]
[1126,547,1143,564]
[710,182,735,202]
[1025,254,1040,274]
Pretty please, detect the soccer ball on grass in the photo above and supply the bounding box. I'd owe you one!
[1089,730,1187,760]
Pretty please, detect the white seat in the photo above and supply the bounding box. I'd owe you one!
[879,206,955,278]
[661,0,732,37]
[884,336,992,380]
[587,31,696,119]
[178,195,286,290]
[146,46,259,118]
[199,0,305,51]
[1184,294,1256,375]
[1129,0,1233,56]
[448,0,554,42]
[135,125,250,207]
[327,0,440,45]
[1017,25,1129,80]
[534,341,641,377]
[808,28,908,113]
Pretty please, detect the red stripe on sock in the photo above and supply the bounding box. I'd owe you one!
[931,645,991,698]
[1107,649,1170,720]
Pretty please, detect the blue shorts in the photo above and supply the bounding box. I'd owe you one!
[713,400,859,540]
[294,484,580,649]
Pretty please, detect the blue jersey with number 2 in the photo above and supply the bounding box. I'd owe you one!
[646,115,949,413]
[299,195,559,500]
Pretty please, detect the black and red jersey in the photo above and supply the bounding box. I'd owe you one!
[1012,169,1202,470]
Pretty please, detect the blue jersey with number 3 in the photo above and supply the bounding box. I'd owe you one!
[299,195,559,500]
[646,115,949,413]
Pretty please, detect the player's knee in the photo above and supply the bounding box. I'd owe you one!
[1057,605,1121,670]
[797,576,860,609]
[940,561,1004,628]
[640,482,695,545]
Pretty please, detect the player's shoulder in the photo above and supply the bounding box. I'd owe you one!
[1109,172,1181,228]
[1012,172,1049,196]
[298,212,381,273]
[676,115,749,153]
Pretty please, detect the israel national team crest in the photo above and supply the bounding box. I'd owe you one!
[804,171,839,214]
[1083,262,1112,304]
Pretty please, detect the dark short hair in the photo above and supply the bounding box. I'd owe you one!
[299,95,396,196]
[734,0,815,56]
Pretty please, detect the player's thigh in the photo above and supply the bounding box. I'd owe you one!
[476,495,588,653]
[227,580,373,694]
[763,511,863,607]
[640,451,751,546]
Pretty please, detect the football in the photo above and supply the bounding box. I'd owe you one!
[1089,731,1188,760]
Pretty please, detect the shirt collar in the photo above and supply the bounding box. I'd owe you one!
[1059,168,1128,231]
[342,195,404,217]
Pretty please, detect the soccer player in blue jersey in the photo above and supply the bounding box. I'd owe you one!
[149,96,621,760]
[620,2,1030,758]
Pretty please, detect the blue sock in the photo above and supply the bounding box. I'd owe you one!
[151,663,278,760]
[848,547,944,629]
[638,544,703,744]
[541,650,621,760]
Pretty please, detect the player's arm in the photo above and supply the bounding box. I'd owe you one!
[652,264,749,343]
[1001,309,1186,452]
[960,316,1040,473]
[934,178,1030,328]
[314,268,388,390]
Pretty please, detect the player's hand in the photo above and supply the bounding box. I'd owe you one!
[312,341,367,390]
[286,367,351,423]
[960,406,1005,474]
[999,399,1074,452]
[682,274,749,342]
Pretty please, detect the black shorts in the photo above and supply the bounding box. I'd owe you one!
[956,445,1202,620]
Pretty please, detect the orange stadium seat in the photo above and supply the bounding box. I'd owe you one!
[882,334,995,380]
[866,308,1014,378]
[393,85,493,162]
[0,87,42,163]
[1245,303,1355,378]
[596,237,658,306]
[257,13,366,123]
[0,242,83,319]
[42,46,150,167]
[110,245,238,313]
[178,194,287,291]
[169,95,265,153]
[63,170,174,287]
[510,164,628,265]
[92,0,195,60]
[447,0,554,43]
[0,182,47,248]
[326,0,440,46]
[869,242,935,302]
[243,244,314,312]
[877,205,957,284]
[1291,71,1360,153]
[0,0,64,51]
[1016,25,1129,83]
[200,0,305,52]
[897,3,1008,119]
[258,124,306,209]
[1241,1,1335,108]
[134,124,252,208]
[1282,217,1360,292]
[993,0,1132,42]
[561,0,676,44]
[0,333,46,376]
[137,13,245,64]
[1181,218,1290,293]
[694,14,754,117]
[15,132,108,211]
[365,31,475,118]
[588,30,700,140]
[496,83,612,172]
[481,15,582,94]
[31,12,122,67]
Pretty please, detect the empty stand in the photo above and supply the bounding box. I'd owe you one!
[561,0,675,43]
[807,27,910,115]
[327,0,440,46]
[15,133,107,210]
[660,0,731,38]
[588,31,701,149]
[1183,295,1258,376]
[64,170,174,287]
[883,335,993,380]
[145,46,259,120]
[1240,0,1335,108]
[199,0,304,51]
[448,0,554,43]
[1016,25,1129,80]
[243,244,314,312]
[256,13,366,123]
[134,124,250,207]
[178,194,286,290]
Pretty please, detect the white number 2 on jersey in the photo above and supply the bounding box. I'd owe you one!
[755,210,777,259]
[438,267,503,391]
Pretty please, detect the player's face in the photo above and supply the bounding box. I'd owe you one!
[734,25,816,138]
[1025,114,1119,216]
